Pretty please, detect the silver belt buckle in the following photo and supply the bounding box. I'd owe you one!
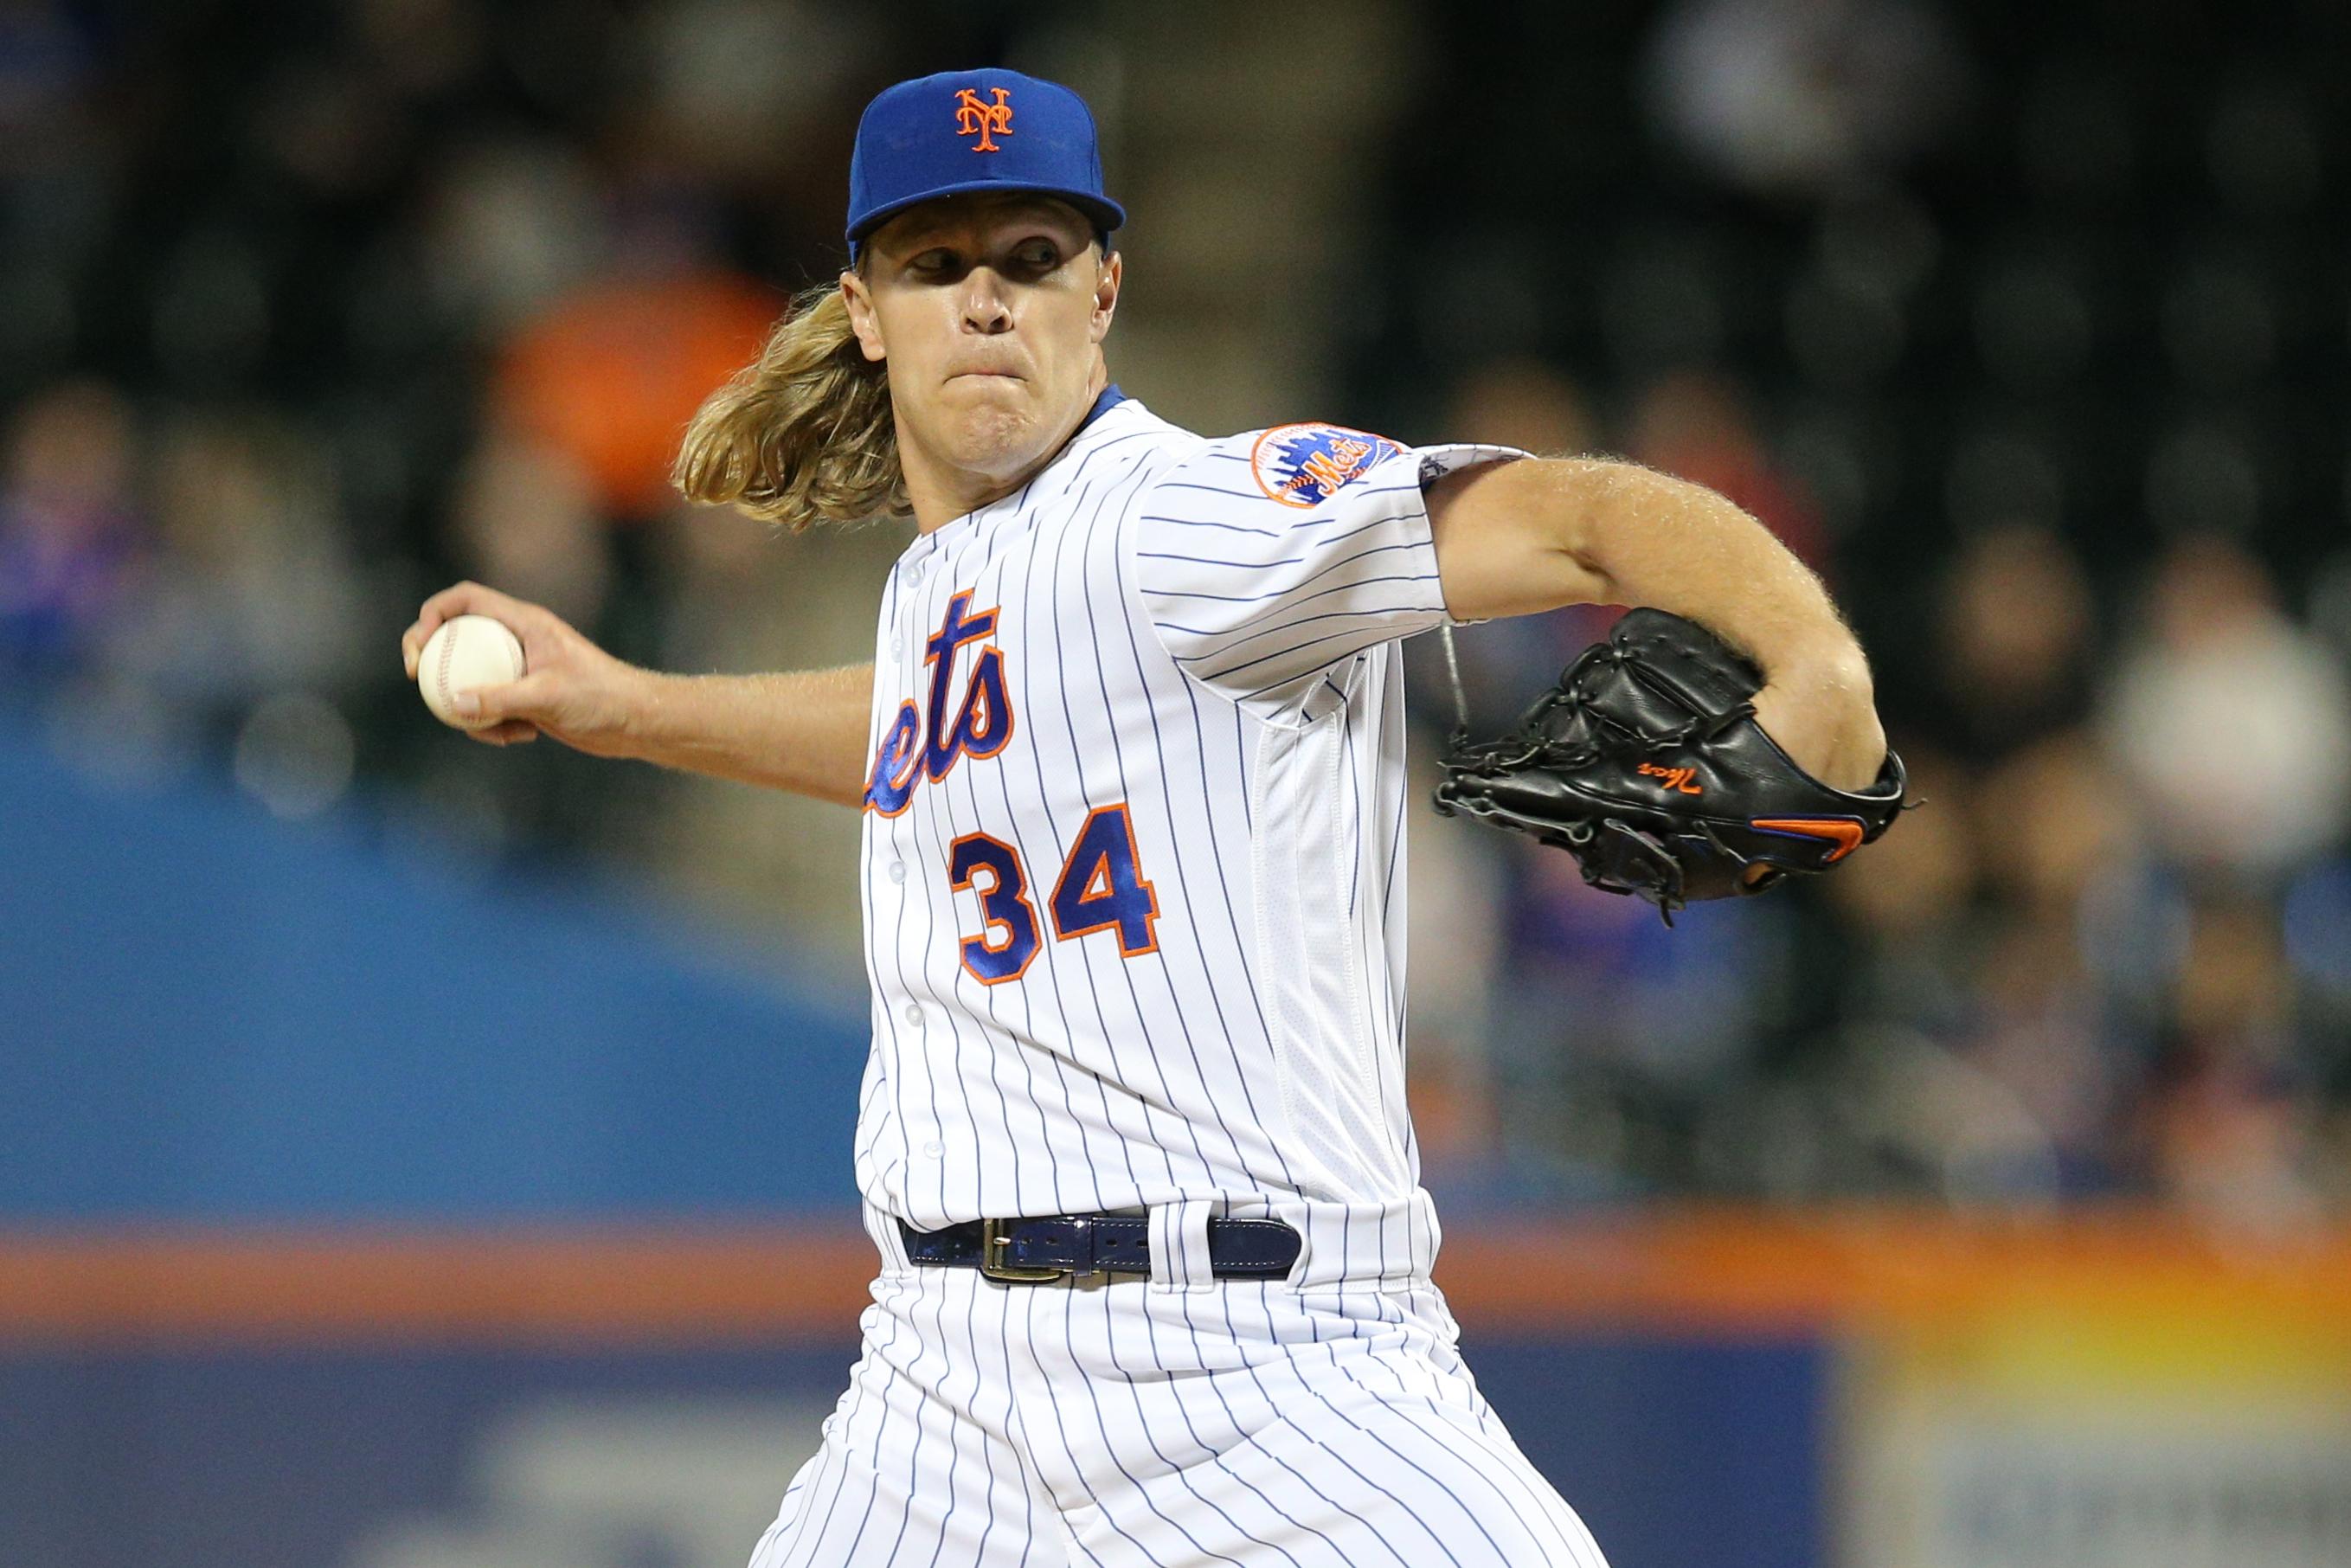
[980,1218,1067,1282]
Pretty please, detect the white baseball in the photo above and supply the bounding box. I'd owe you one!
[417,614,526,729]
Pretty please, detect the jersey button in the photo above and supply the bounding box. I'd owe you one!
[921,1139,945,1159]
[903,1000,924,1027]
[887,860,907,883]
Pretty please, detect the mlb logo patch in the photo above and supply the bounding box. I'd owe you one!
[1249,423,1403,509]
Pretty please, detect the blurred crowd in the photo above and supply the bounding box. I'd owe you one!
[4,0,2349,1218]
[1377,0,2351,1221]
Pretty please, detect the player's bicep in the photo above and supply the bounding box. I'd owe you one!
[1425,456,1618,623]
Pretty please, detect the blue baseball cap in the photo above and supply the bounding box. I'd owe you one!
[845,69,1126,259]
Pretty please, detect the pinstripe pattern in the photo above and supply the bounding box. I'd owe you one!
[746,1204,1605,1568]
[757,395,1593,1565]
[855,397,1525,1223]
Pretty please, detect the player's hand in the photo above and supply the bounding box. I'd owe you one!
[401,582,654,755]
[1748,667,1887,794]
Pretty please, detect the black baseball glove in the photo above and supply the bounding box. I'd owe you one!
[1432,608,1910,922]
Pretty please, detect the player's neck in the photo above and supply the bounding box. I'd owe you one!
[900,363,1111,533]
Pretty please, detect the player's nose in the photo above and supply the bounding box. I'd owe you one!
[960,272,1015,334]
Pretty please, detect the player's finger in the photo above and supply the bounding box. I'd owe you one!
[401,619,432,678]
[403,594,479,678]
[405,584,481,668]
[408,582,563,666]
[466,719,541,746]
[452,670,559,725]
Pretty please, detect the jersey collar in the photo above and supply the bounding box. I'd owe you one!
[1081,382,1127,430]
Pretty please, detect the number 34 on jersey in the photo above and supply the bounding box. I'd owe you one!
[864,590,1159,985]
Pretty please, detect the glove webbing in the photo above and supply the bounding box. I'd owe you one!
[1436,623,1756,768]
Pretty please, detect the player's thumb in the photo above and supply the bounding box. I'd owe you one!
[453,670,557,724]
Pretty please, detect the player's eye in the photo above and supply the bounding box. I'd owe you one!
[1011,240,1060,272]
[908,247,959,276]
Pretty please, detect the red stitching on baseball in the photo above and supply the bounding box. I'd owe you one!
[435,621,459,715]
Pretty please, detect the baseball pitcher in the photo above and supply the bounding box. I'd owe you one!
[402,69,1898,1568]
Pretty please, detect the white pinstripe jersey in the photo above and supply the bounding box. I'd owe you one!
[855,388,1523,1231]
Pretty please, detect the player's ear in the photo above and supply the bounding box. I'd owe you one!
[840,267,887,363]
[1089,248,1121,344]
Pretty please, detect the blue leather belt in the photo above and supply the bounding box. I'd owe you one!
[898,1213,1301,1283]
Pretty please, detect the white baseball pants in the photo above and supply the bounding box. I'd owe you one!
[745,1199,1609,1568]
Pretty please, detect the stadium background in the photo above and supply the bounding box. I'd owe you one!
[5,2,2351,1565]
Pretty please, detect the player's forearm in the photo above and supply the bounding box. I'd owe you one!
[626,664,875,808]
[1551,459,1890,788]
[1440,458,1866,684]
[1553,459,1867,688]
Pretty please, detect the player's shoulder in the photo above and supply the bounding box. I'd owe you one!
[1147,418,1416,516]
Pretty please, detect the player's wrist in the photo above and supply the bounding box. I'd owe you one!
[1755,635,1874,714]
[1753,647,1888,787]
[602,663,675,762]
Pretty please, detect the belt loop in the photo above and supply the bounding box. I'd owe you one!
[867,1202,914,1277]
[1148,1199,1217,1294]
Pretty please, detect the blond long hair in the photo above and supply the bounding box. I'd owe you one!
[671,281,904,530]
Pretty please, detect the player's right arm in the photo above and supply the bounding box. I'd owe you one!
[400,582,874,809]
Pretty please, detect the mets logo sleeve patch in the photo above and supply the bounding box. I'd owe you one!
[1249,423,1404,508]
[1130,427,1532,715]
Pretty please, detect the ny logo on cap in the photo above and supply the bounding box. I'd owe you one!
[953,87,1013,152]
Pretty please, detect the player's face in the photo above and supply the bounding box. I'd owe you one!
[842,194,1121,490]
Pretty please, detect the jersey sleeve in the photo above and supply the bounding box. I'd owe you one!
[1129,424,1528,712]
